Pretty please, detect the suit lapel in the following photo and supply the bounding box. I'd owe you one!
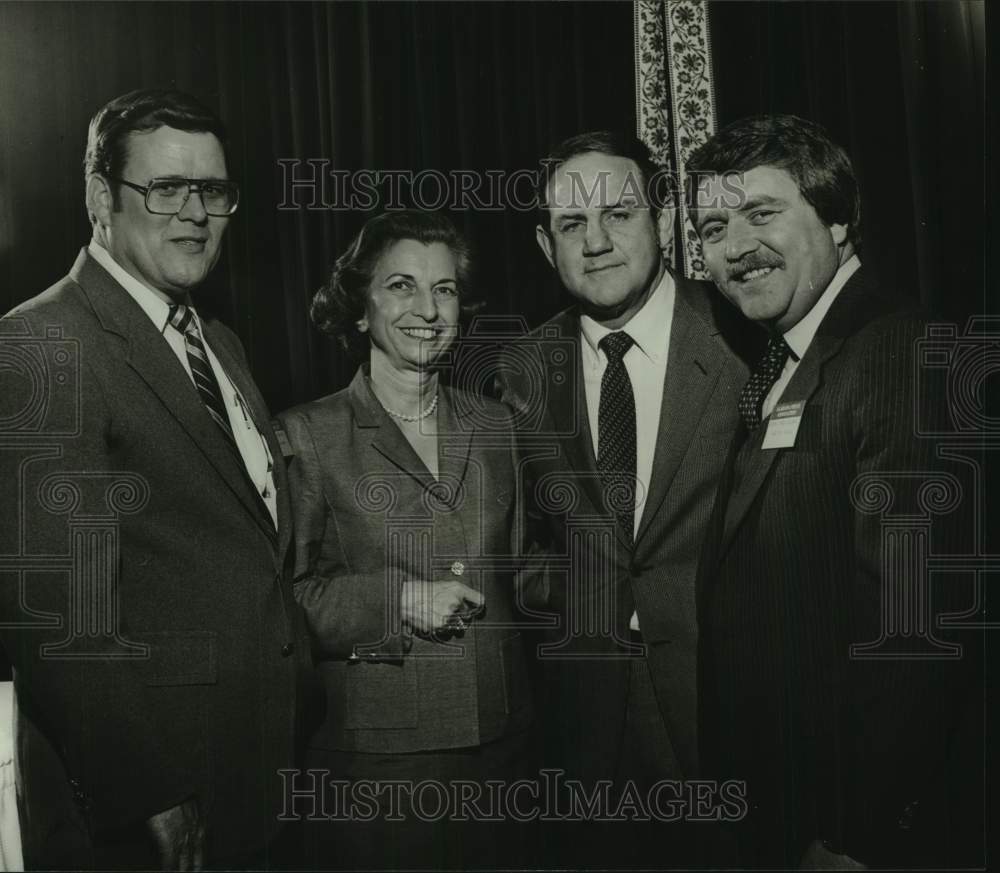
[523,313,612,536]
[349,368,472,500]
[349,368,432,491]
[437,389,473,493]
[202,322,282,547]
[635,278,727,547]
[718,269,875,554]
[73,251,277,544]
[546,315,598,477]
[270,435,292,558]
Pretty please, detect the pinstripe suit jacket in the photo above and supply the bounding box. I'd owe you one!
[278,369,533,754]
[697,267,980,866]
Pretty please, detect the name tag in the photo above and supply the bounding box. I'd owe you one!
[761,400,805,450]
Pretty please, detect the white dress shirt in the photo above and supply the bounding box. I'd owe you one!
[579,268,674,536]
[580,269,675,634]
[762,255,862,419]
[88,242,276,526]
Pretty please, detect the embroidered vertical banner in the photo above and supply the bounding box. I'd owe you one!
[634,0,676,269]
[634,0,717,279]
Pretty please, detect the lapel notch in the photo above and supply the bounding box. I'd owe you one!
[715,271,880,553]
[75,251,278,544]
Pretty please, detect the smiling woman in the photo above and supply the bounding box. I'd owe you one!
[359,238,461,378]
[276,210,537,871]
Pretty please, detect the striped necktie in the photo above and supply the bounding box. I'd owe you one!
[168,304,237,446]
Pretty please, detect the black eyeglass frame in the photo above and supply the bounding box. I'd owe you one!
[110,176,240,217]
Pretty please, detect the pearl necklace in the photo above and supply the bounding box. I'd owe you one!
[381,392,439,422]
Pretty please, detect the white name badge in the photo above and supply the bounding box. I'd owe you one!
[761,400,806,450]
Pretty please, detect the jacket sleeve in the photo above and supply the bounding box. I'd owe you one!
[278,407,411,661]
[835,316,978,863]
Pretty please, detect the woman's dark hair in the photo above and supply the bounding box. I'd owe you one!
[311,210,477,358]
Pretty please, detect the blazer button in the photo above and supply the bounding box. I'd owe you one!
[280,642,295,657]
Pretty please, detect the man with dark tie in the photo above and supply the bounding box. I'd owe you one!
[688,114,981,869]
[496,131,759,867]
[0,89,302,869]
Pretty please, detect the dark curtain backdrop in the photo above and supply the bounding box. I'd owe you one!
[0,0,637,408]
[709,0,988,324]
[0,0,988,415]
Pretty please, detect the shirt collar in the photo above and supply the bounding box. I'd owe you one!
[579,267,675,364]
[88,240,189,334]
[783,254,861,360]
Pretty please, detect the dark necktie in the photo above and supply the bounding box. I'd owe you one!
[597,331,637,542]
[168,304,237,446]
[739,335,793,430]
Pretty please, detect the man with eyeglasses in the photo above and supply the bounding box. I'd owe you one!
[0,89,304,869]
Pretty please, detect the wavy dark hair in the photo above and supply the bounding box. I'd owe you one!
[84,88,228,222]
[685,114,862,249]
[311,210,478,359]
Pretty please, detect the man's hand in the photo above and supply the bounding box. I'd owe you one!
[146,797,206,871]
[401,580,484,635]
[799,839,867,870]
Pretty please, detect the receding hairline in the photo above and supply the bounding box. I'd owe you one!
[540,150,658,231]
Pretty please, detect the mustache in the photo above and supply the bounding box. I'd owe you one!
[727,255,784,280]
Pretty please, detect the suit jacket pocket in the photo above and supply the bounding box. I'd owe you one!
[343,659,419,730]
[500,632,530,715]
[135,631,217,686]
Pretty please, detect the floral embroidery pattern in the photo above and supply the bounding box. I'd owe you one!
[634,0,675,268]
[634,0,717,278]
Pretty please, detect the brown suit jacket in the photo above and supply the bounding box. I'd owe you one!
[278,369,533,754]
[0,250,304,867]
[496,274,760,783]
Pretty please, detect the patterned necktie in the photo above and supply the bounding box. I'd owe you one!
[739,335,793,430]
[168,304,237,446]
[597,331,637,542]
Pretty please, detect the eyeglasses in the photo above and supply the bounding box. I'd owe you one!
[112,177,240,216]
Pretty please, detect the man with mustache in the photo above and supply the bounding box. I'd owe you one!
[688,115,980,869]
[496,131,759,867]
[0,89,303,869]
